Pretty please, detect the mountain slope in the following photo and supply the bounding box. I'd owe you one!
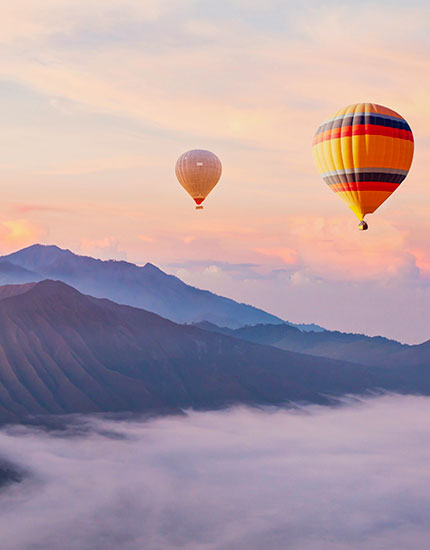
[0,245,288,328]
[0,282,36,300]
[388,339,430,368]
[193,322,409,367]
[0,261,41,285]
[0,280,414,423]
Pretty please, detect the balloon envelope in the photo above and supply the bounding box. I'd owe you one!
[175,149,222,207]
[312,103,414,223]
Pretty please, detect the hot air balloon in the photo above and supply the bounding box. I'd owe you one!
[175,149,222,209]
[312,103,414,230]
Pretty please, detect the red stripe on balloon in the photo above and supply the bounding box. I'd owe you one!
[329,182,400,193]
[313,125,413,145]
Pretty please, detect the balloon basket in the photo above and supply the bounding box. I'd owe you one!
[358,220,368,231]
[195,206,204,210]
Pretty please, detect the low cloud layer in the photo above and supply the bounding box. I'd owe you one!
[1,395,430,549]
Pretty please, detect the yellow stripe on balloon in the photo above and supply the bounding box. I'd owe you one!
[313,136,413,172]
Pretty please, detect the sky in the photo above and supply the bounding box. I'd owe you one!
[2,395,430,549]
[0,0,429,342]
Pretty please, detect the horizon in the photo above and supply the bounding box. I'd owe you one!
[0,241,426,345]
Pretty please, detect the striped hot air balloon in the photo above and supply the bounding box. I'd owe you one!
[312,103,414,230]
[175,149,222,209]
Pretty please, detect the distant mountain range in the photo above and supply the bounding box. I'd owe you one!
[0,244,427,424]
[0,279,425,423]
[0,244,322,330]
[192,321,427,367]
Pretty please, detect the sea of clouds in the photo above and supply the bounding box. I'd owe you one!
[1,394,430,550]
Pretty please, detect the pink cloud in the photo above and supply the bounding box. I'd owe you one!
[410,249,430,278]
[14,204,69,214]
[79,237,127,260]
[255,247,298,265]
[284,215,414,281]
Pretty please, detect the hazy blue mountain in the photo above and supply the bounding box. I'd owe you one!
[293,322,325,332]
[192,321,421,367]
[0,280,417,423]
[0,245,292,328]
[0,261,42,285]
[387,339,430,368]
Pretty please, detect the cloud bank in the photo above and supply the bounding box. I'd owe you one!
[165,256,430,344]
[1,395,430,549]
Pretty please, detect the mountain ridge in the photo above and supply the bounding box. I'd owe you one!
[193,321,428,368]
[0,279,419,423]
[0,244,291,328]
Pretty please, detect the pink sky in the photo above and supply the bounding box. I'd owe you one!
[0,0,428,342]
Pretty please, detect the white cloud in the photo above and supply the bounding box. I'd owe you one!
[1,395,430,549]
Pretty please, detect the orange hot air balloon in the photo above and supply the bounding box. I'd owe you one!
[175,149,222,209]
[312,103,414,230]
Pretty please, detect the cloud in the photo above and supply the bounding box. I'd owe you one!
[79,237,127,260]
[164,258,430,343]
[411,248,430,278]
[1,395,430,549]
[14,204,70,214]
[1,0,428,149]
[255,247,298,265]
[284,215,417,281]
[33,155,154,176]
[166,260,270,286]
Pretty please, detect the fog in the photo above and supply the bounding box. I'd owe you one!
[1,395,430,549]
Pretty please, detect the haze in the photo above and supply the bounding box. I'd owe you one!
[1,395,430,549]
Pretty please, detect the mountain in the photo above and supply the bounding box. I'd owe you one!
[0,261,41,285]
[387,339,430,368]
[0,282,37,300]
[0,245,291,328]
[0,280,417,423]
[192,322,418,367]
